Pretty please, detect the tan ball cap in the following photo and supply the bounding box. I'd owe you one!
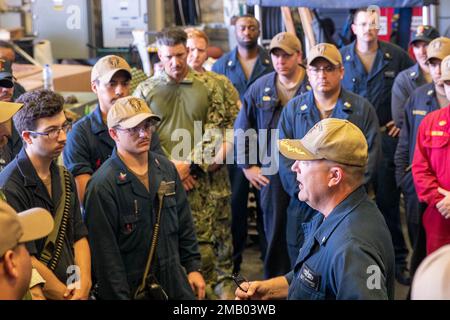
[307,43,342,66]
[426,37,450,63]
[279,118,368,167]
[91,55,132,83]
[269,32,302,55]
[0,200,54,257]
[107,96,161,129]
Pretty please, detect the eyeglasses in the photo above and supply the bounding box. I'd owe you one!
[232,273,249,293]
[308,65,341,75]
[28,122,72,139]
[115,120,157,136]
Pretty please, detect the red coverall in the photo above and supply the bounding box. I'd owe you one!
[412,105,450,254]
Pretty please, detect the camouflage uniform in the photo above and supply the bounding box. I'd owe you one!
[129,67,149,94]
[134,68,239,299]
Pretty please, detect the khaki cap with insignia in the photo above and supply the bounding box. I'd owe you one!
[269,32,302,55]
[91,55,132,83]
[0,200,53,257]
[426,37,450,63]
[0,101,23,123]
[107,96,161,129]
[307,43,342,66]
[278,118,368,167]
[440,55,450,82]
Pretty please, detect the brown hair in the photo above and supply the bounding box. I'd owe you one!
[14,90,65,134]
[156,28,187,48]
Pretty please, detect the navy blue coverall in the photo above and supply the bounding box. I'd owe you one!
[285,187,395,300]
[394,83,439,274]
[234,70,310,278]
[84,149,202,299]
[340,40,414,271]
[212,46,273,272]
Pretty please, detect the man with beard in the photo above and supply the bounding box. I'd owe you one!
[83,96,205,299]
[186,28,240,290]
[0,90,92,300]
[212,15,272,99]
[340,7,414,285]
[212,14,273,275]
[63,55,164,204]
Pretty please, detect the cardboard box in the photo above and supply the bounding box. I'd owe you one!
[0,27,25,40]
[14,64,92,92]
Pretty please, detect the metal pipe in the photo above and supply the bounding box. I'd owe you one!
[429,4,437,28]
[254,5,263,46]
[11,43,41,66]
[423,4,438,28]
[148,0,165,31]
[422,6,429,25]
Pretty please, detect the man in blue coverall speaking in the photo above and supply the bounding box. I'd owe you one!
[235,118,395,300]
[278,43,381,264]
